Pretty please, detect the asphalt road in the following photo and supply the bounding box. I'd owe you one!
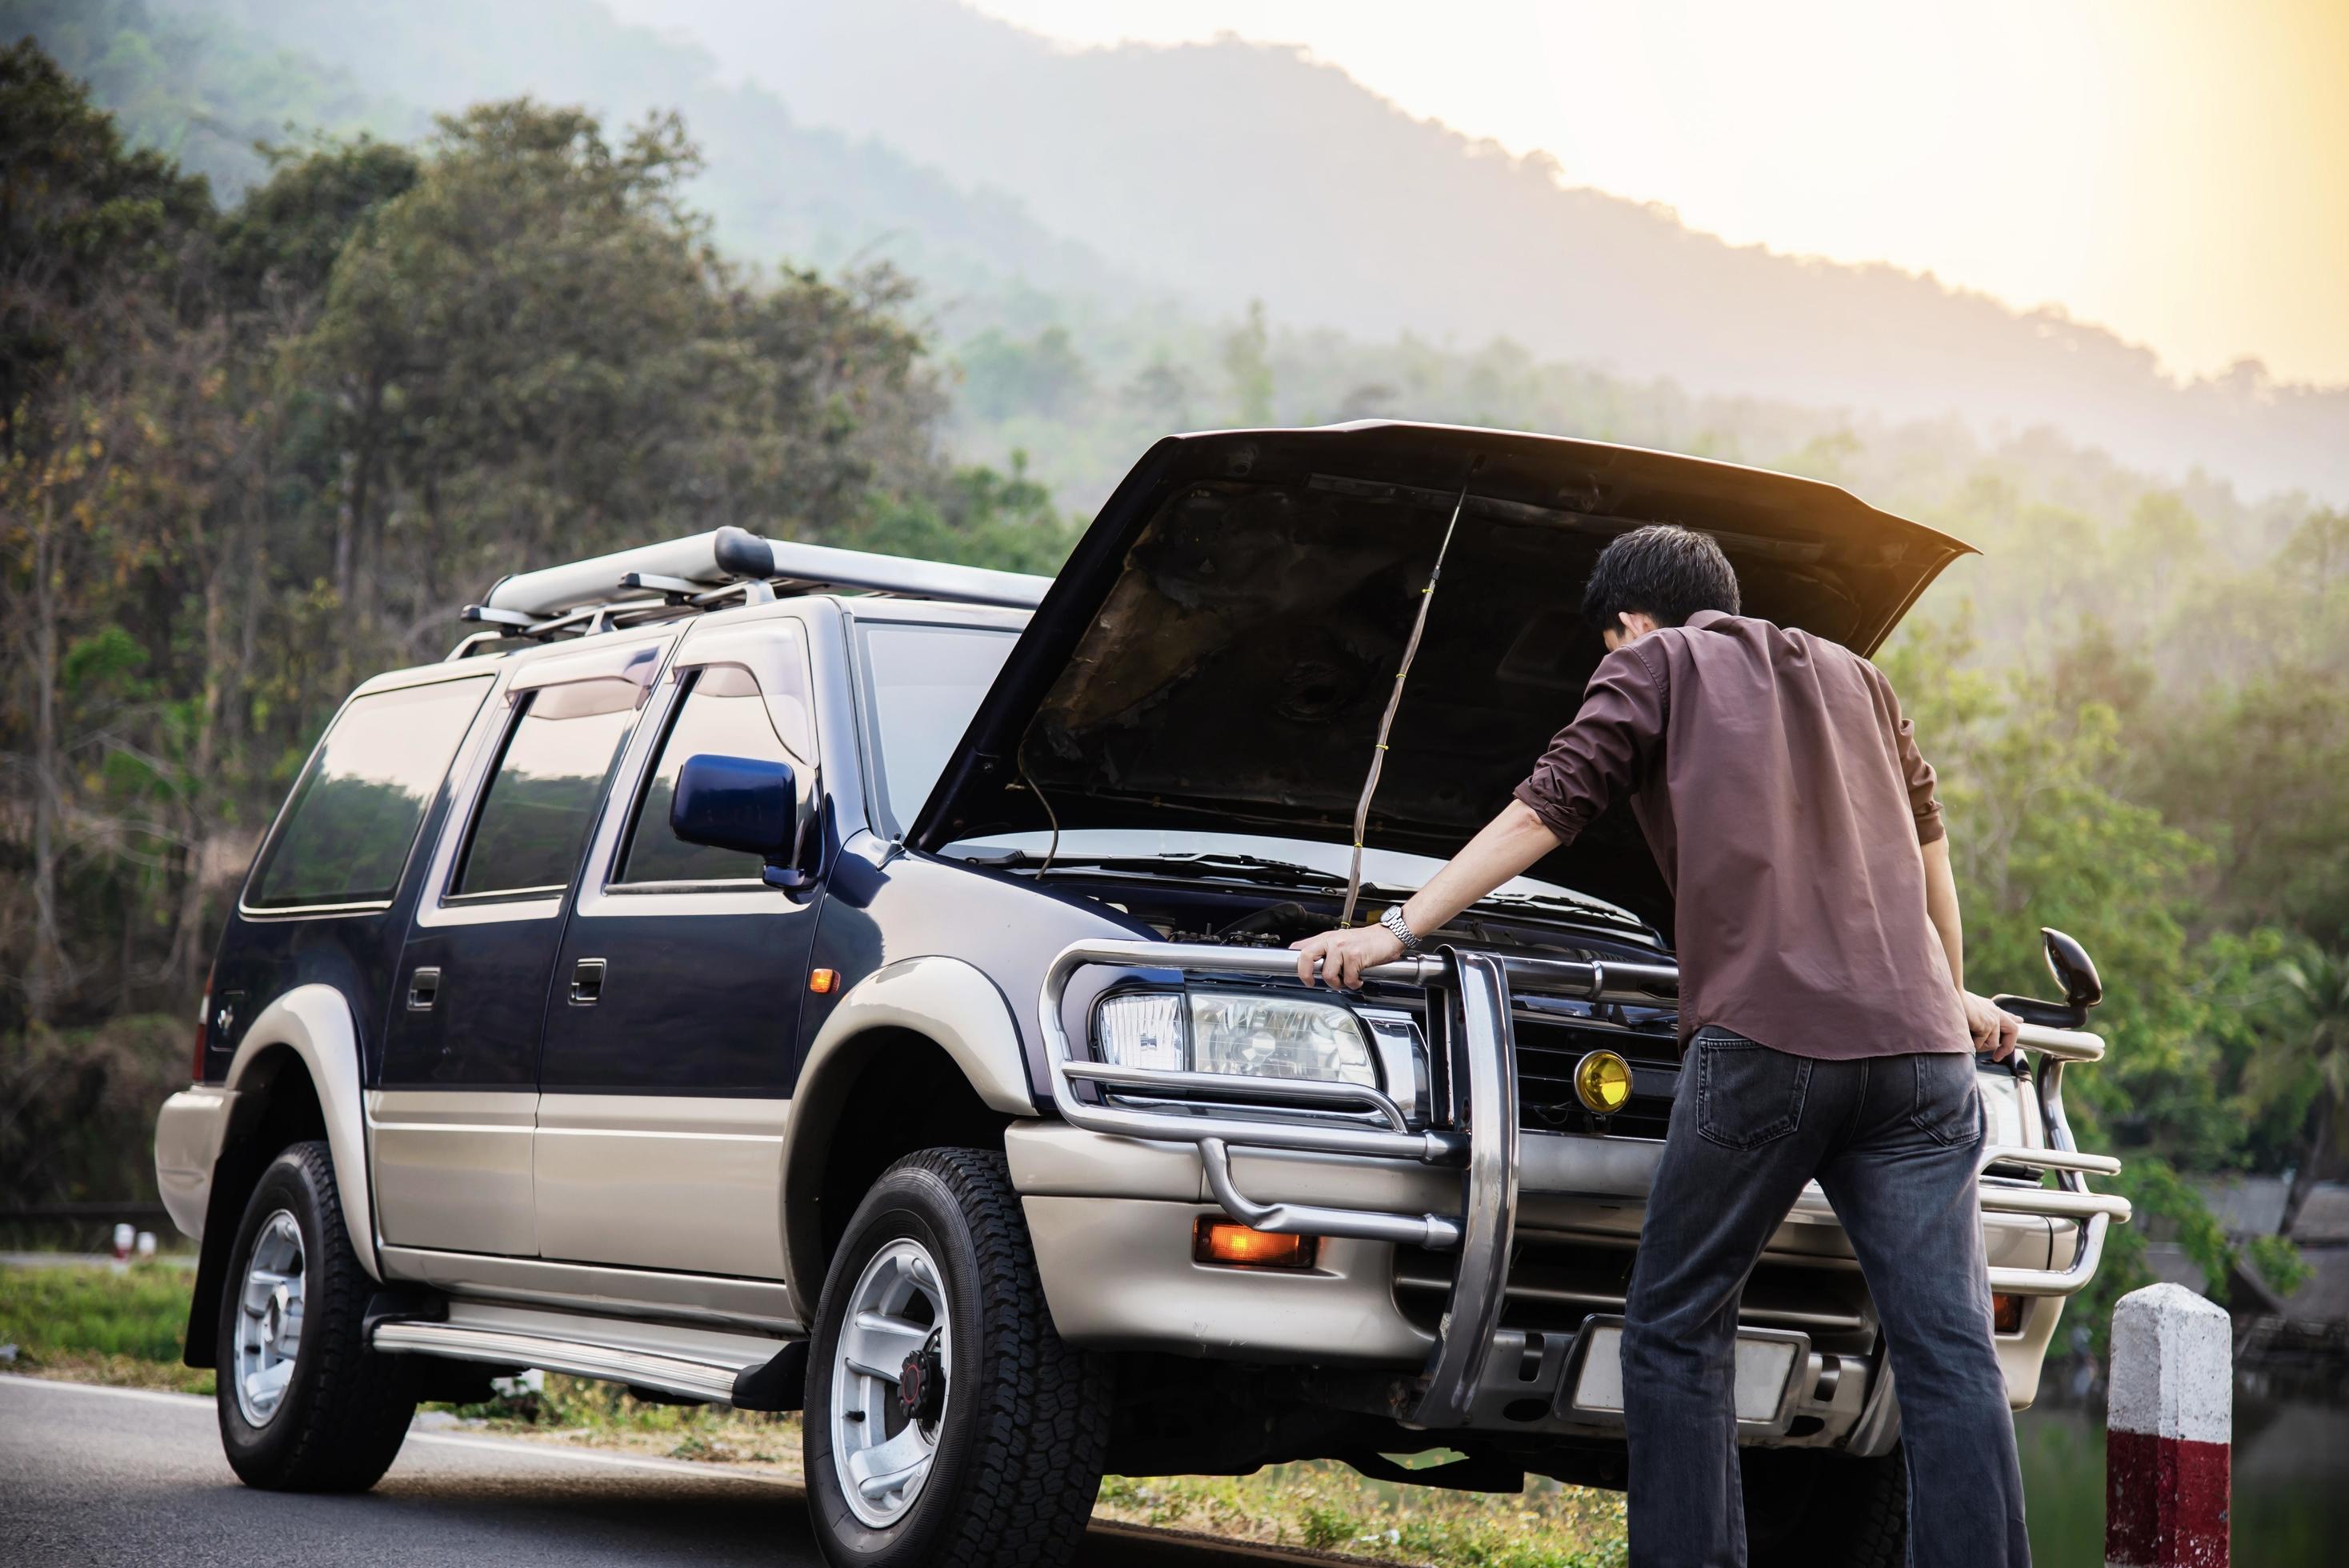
[0,1376,1344,1568]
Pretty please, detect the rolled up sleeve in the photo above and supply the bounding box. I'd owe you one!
[1891,694,1945,846]
[1512,643,1668,845]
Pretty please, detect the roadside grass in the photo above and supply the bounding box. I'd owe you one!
[1094,1470,1628,1567]
[1,1261,1629,1568]
[0,1262,214,1394]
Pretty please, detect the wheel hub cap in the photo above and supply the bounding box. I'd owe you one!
[897,1330,945,1425]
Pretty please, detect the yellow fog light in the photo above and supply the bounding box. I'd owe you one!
[1573,1050,1633,1115]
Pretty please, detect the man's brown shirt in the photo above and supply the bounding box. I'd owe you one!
[1512,609,1971,1059]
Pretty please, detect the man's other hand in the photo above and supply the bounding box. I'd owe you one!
[1291,925,1406,990]
[1960,990,2021,1061]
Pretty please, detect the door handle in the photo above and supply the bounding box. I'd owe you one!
[570,958,606,1006]
[406,967,440,1012]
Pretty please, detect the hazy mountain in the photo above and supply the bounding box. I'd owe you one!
[50,0,2347,500]
[127,0,1135,312]
[610,0,2349,502]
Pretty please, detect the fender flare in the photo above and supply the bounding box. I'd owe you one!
[778,955,1036,1320]
[223,984,381,1281]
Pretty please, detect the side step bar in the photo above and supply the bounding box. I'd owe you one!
[372,1306,808,1411]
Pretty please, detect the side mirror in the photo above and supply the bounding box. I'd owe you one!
[1989,926,2103,1032]
[670,754,815,890]
[2042,927,2102,1014]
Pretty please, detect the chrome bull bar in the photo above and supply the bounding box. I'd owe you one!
[1036,938,2127,1425]
[1985,1021,2134,1295]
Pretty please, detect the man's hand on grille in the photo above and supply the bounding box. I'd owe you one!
[1291,925,1405,990]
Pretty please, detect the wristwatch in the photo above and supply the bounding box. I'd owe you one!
[1379,905,1422,954]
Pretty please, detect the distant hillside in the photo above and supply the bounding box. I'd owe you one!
[2,0,418,189]
[109,0,1135,310]
[614,0,2349,502]
[38,0,2347,501]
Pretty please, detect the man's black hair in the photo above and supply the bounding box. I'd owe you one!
[1580,524,1741,635]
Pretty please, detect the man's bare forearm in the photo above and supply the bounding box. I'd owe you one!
[1400,799,1563,938]
[1920,834,1964,993]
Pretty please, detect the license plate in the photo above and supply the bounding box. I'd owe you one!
[1570,1324,1802,1422]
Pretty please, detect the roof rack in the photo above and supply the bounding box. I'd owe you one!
[445,526,1051,660]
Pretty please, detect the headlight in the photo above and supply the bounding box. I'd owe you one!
[1093,991,1186,1073]
[1094,990,1378,1089]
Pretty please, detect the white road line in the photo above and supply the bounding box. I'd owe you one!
[0,1374,207,1409]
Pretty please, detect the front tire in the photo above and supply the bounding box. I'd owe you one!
[214,1140,418,1491]
[804,1148,1111,1568]
[1741,1443,1907,1568]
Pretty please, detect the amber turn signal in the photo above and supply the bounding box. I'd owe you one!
[808,969,839,994]
[1991,1292,2026,1334]
[1193,1218,1317,1270]
[1573,1050,1634,1114]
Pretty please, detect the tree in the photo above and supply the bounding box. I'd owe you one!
[2263,949,2349,1235]
[1122,354,1196,429]
[1223,298,1274,426]
[958,325,1090,422]
[0,39,213,1023]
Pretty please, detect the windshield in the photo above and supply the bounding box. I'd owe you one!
[944,827,1645,928]
[858,621,1019,834]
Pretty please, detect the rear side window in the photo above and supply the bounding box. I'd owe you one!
[618,668,798,885]
[453,689,639,897]
[246,678,492,911]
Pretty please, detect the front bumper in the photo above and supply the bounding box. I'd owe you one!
[1032,941,2128,1437]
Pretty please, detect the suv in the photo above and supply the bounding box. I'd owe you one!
[155,424,2127,1568]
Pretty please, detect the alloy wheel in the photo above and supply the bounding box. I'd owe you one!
[828,1237,953,1528]
[232,1209,307,1426]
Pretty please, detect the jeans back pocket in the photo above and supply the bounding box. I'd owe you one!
[1910,1052,1985,1147]
[1695,1030,1813,1151]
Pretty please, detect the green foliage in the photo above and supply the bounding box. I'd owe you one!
[958,326,1091,422]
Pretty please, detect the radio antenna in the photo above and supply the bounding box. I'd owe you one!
[1340,472,1473,928]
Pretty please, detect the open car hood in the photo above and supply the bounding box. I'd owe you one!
[910,423,1972,931]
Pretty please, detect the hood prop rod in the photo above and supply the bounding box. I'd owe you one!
[1340,472,1473,929]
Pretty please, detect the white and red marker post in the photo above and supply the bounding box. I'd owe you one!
[2104,1282,2231,1568]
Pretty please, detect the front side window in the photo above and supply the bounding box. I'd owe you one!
[246,678,492,910]
[618,667,798,885]
[452,688,638,898]
[858,622,1018,834]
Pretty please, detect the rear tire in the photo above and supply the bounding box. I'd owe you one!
[214,1140,418,1491]
[804,1148,1111,1568]
[1742,1444,1907,1568]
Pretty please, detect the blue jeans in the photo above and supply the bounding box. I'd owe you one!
[1620,1027,2030,1567]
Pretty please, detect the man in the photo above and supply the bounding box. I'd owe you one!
[1291,524,2028,1567]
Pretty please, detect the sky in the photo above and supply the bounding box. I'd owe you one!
[970,0,2349,388]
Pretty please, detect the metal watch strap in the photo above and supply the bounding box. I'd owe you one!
[1380,905,1422,954]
